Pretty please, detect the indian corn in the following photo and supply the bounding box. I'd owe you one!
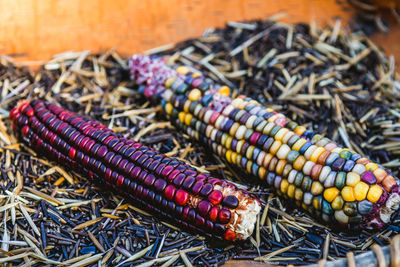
[129,54,400,230]
[10,99,261,241]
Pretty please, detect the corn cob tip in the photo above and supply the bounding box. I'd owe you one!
[10,98,262,241]
[129,55,400,231]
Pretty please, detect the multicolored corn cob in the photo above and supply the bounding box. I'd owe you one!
[129,55,400,230]
[10,99,261,241]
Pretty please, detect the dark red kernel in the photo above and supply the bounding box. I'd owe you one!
[208,190,223,205]
[174,189,189,205]
[224,229,236,241]
[218,209,231,224]
[195,214,205,227]
[209,207,219,222]
[197,200,212,217]
[164,185,176,201]
[68,147,77,159]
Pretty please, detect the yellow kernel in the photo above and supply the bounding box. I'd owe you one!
[292,138,307,151]
[246,146,255,159]
[231,151,238,164]
[225,136,233,149]
[313,197,322,210]
[346,172,360,187]
[269,140,282,155]
[165,77,175,88]
[221,133,228,146]
[176,66,190,75]
[184,114,192,126]
[287,184,296,198]
[258,166,266,180]
[280,179,289,194]
[331,195,344,210]
[275,159,287,175]
[225,150,232,163]
[183,100,191,112]
[164,102,173,115]
[323,187,340,202]
[236,140,244,153]
[311,181,324,195]
[218,85,230,96]
[178,112,186,123]
[188,89,202,101]
[294,126,306,135]
[295,188,303,201]
[367,185,383,203]
[354,182,369,201]
[274,128,289,141]
[341,186,355,202]
[310,147,325,163]
[365,163,379,172]
[229,122,240,136]
[192,72,201,78]
[246,161,252,173]
[293,155,306,171]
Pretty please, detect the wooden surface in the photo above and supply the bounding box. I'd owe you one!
[1,0,399,71]
[0,0,355,63]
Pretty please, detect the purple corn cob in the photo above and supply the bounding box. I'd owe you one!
[129,54,400,230]
[10,99,261,241]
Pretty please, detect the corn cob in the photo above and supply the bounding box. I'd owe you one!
[10,99,261,241]
[129,55,400,230]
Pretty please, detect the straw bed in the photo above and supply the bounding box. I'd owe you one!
[0,18,399,265]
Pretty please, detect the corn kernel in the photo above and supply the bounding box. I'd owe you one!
[218,86,230,96]
[165,102,173,115]
[225,150,232,163]
[184,114,193,126]
[165,77,176,88]
[373,168,388,183]
[331,195,344,210]
[275,128,289,141]
[365,163,379,172]
[341,186,355,202]
[287,184,296,198]
[323,187,340,202]
[310,147,325,163]
[280,179,289,194]
[176,66,190,75]
[367,185,383,203]
[188,89,202,101]
[292,138,307,151]
[354,182,369,201]
[295,188,303,201]
[178,112,186,123]
[311,181,324,195]
[293,155,306,171]
[346,172,360,186]
[382,176,396,191]
[294,126,306,135]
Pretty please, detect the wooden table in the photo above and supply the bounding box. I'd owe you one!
[1,0,399,72]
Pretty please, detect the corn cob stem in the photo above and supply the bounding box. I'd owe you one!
[10,99,261,241]
[129,54,400,230]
